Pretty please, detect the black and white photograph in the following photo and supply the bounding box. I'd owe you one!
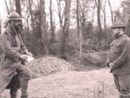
[0,0,129,98]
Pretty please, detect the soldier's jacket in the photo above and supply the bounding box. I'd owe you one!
[0,25,28,93]
[108,34,130,74]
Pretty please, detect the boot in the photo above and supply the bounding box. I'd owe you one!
[10,89,17,98]
[20,78,29,98]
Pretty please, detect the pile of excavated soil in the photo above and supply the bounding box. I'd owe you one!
[69,51,108,71]
[25,56,71,78]
[1,68,119,98]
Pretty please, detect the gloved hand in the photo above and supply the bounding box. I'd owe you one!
[20,55,28,60]
[107,62,113,68]
[26,52,33,57]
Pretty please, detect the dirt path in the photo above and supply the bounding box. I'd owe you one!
[1,68,119,98]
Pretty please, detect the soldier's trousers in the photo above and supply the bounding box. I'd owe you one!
[7,64,31,98]
[113,74,130,98]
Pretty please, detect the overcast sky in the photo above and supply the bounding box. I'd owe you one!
[0,0,122,31]
[0,0,122,18]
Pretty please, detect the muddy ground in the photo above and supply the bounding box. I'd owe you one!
[1,68,119,98]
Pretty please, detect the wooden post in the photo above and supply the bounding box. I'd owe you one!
[93,81,104,98]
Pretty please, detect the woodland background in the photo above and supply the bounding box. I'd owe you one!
[1,0,130,61]
[1,0,130,97]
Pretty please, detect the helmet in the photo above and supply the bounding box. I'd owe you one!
[111,22,126,29]
[7,11,22,21]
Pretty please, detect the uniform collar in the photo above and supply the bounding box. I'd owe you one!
[110,34,126,46]
[115,33,124,39]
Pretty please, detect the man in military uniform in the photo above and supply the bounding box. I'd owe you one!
[107,22,130,98]
[0,11,32,98]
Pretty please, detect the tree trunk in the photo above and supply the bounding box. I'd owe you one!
[95,0,103,40]
[4,0,10,14]
[50,0,55,43]
[102,0,107,33]
[15,0,21,16]
[28,0,34,33]
[76,0,80,37]
[79,27,82,57]
[40,0,49,54]
[103,13,106,32]
[108,0,114,23]
[61,0,71,59]
[9,0,13,12]
[79,0,85,57]
[26,18,29,32]
[0,16,1,34]
[92,3,96,25]
[15,0,23,37]
[56,0,64,32]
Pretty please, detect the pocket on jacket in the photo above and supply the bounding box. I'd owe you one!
[112,43,121,53]
[110,41,121,53]
[113,45,121,53]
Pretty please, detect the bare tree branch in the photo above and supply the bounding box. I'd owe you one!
[4,0,10,14]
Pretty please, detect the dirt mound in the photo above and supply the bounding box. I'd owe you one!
[81,51,107,66]
[25,56,71,78]
[70,51,108,71]
[1,68,119,98]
